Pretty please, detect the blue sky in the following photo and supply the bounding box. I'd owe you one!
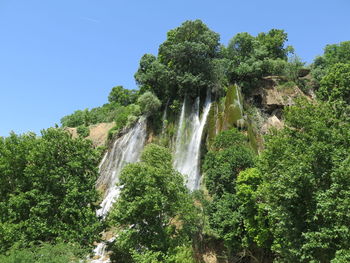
[0,0,349,136]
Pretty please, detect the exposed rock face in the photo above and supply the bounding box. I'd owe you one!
[261,115,284,134]
[87,122,115,147]
[65,122,115,147]
[252,77,306,116]
[65,127,78,138]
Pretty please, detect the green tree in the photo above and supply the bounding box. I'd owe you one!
[256,29,293,60]
[322,41,350,68]
[109,144,198,262]
[203,129,256,258]
[108,85,137,106]
[135,19,221,102]
[236,168,271,249]
[60,109,89,127]
[0,129,102,252]
[134,54,172,101]
[311,41,350,84]
[259,99,350,262]
[226,29,293,93]
[137,91,161,116]
[204,129,255,196]
[319,63,350,105]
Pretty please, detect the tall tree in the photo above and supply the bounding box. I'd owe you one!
[259,99,350,262]
[0,129,102,252]
[319,63,350,105]
[135,19,221,102]
[109,144,198,262]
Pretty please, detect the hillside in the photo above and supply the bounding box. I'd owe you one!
[1,20,350,263]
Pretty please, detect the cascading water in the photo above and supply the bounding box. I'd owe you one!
[161,99,169,135]
[91,93,211,261]
[96,119,147,218]
[174,93,211,191]
[91,119,147,263]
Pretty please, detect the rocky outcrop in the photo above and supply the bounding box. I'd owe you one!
[65,122,115,147]
[261,115,284,134]
[251,77,307,117]
[87,122,115,147]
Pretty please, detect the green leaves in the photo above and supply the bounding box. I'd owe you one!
[0,128,102,252]
[226,29,293,93]
[135,19,222,102]
[319,63,350,105]
[259,100,350,262]
[109,144,198,262]
[0,242,87,263]
[108,85,138,106]
[137,91,161,116]
[203,128,257,256]
[204,129,255,196]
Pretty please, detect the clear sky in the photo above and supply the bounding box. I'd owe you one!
[0,0,349,136]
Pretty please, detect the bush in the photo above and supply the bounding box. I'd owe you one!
[319,62,350,104]
[0,242,86,263]
[77,125,90,137]
[108,85,138,106]
[0,129,102,252]
[60,109,88,127]
[109,144,198,262]
[204,128,255,196]
[137,92,161,116]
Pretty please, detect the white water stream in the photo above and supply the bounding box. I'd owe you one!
[174,94,211,191]
[91,92,212,262]
[91,119,147,263]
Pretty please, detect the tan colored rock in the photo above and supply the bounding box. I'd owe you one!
[64,127,78,138]
[251,77,308,115]
[261,115,284,134]
[65,122,115,147]
[202,252,220,263]
[87,122,115,147]
[262,84,303,109]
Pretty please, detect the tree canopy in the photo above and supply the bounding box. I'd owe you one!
[0,129,102,252]
[258,99,350,262]
[135,19,222,102]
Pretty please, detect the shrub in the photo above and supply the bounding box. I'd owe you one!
[137,91,161,116]
[0,242,86,263]
[77,125,90,137]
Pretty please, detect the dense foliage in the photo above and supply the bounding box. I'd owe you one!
[204,129,255,196]
[109,144,198,262]
[61,85,140,129]
[0,129,102,253]
[319,62,350,105]
[225,29,294,93]
[311,41,350,84]
[258,99,350,262]
[135,20,222,102]
[108,85,138,106]
[0,242,86,263]
[3,19,350,263]
[203,129,259,259]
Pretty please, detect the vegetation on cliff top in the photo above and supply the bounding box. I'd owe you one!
[1,19,350,263]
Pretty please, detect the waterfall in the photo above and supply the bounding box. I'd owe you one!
[161,99,170,134]
[174,93,211,191]
[91,237,115,263]
[96,119,147,218]
[91,119,147,263]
